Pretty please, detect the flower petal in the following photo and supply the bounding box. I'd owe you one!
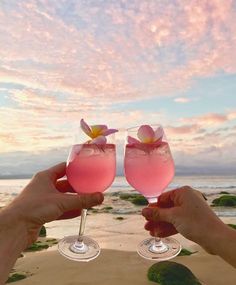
[137,125,155,143]
[90,135,107,144]
[154,126,164,141]
[102,128,118,136]
[127,135,140,145]
[90,125,107,138]
[80,119,93,138]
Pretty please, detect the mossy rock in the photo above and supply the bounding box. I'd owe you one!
[102,206,113,210]
[115,216,124,220]
[212,195,236,207]
[228,224,236,230]
[46,238,57,242]
[7,273,27,283]
[147,261,202,285]
[132,196,148,205]
[39,225,46,237]
[120,193,140,200]
[26,242,49,252]
[178,248,196,256]
[120,193,148,205]
[220,191,229,194]
[88,207,98,212]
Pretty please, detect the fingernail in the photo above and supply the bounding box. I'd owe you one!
[142,208,152,217]
[93,193,104,204]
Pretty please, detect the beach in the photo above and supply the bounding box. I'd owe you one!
[2,176,236,284]
[12,214,236,285]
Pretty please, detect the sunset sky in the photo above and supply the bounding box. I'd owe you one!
[0,0,236,176]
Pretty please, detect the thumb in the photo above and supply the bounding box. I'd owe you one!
[58,192,104,212]
[142,207,176,224]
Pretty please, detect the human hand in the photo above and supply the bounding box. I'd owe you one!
[142,186,226,254]
[4,162,104,247]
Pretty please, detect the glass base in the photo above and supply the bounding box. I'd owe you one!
[137,237,181,261]
[58,235,101,262]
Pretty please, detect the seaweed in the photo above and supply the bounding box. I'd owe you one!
[120,193,148,205]
[212,195,236,207]
[115,216,124,220]
[178,248,197,256]
[39,225,46,237]
[7,273,27,283]
[147,261,202,285]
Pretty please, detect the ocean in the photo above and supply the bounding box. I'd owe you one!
[0,175,236,215]
[1,175,235,239]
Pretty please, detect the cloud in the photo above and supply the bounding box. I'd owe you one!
[174,97,191,103]
[1,1,236,174]
[180,111,236,126]
[1,0,236,104]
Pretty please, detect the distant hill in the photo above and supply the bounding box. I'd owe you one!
[1,165,235,180]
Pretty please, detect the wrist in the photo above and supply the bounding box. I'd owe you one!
[201,221,232,255]
[0,205,29,251]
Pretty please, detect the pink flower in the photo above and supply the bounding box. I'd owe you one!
[80,119,118,144]
[128,125,164,145]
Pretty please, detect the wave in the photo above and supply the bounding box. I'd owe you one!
[111,182,236,189]
[196,185,236,190]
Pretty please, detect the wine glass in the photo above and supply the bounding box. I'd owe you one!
[124,124,181,260]
[58,123,116,262]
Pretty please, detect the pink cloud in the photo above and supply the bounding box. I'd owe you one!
[181,113,229,126]
[1,0,236,104]
[174,97,191,103]
[166,124,203,135]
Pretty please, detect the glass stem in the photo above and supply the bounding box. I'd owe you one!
[77,209,87,243]
[154,237,161,245]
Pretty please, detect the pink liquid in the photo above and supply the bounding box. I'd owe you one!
[66,144,116,194]
[124,142,175,199]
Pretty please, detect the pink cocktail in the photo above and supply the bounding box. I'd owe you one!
[58,119,117,262]
[67,144,116,194]
[125,142,174,202]
[124,124,181,261]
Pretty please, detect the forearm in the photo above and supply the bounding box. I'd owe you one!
[205,223,236,268]
[0,208,28,284]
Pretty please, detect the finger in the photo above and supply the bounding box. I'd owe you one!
[57,192,104,212]
[142,207,176,224]
[45,162,66,182]
[56,179,75,193]
[57,209,81,220]
[158,189,177,207]
[145,221,161,230]
[150,226,177,237]
[145,221,177,236]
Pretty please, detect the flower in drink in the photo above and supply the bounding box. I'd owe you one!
[80,119,118,144]
[128,125,164,145]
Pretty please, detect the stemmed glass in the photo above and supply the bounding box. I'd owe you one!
[124,124,181,260]
[58,120,117,261]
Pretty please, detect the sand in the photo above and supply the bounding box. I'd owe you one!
[13,248,236,285]
[11,214,236,285]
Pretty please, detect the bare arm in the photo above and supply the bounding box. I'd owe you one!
[0,208,28,284]
[0,163,103,284]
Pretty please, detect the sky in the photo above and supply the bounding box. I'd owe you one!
[0,0,236,177]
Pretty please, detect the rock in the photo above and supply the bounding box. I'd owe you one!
[147,261,202,285]
[212,195,236,207]
[178,248,197,256]
[119,193,148,206]
[228,224,236,230]
[7,273,27,283]
[39,225,46,237]
[25,242,49,252]
[131,196,148,205]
